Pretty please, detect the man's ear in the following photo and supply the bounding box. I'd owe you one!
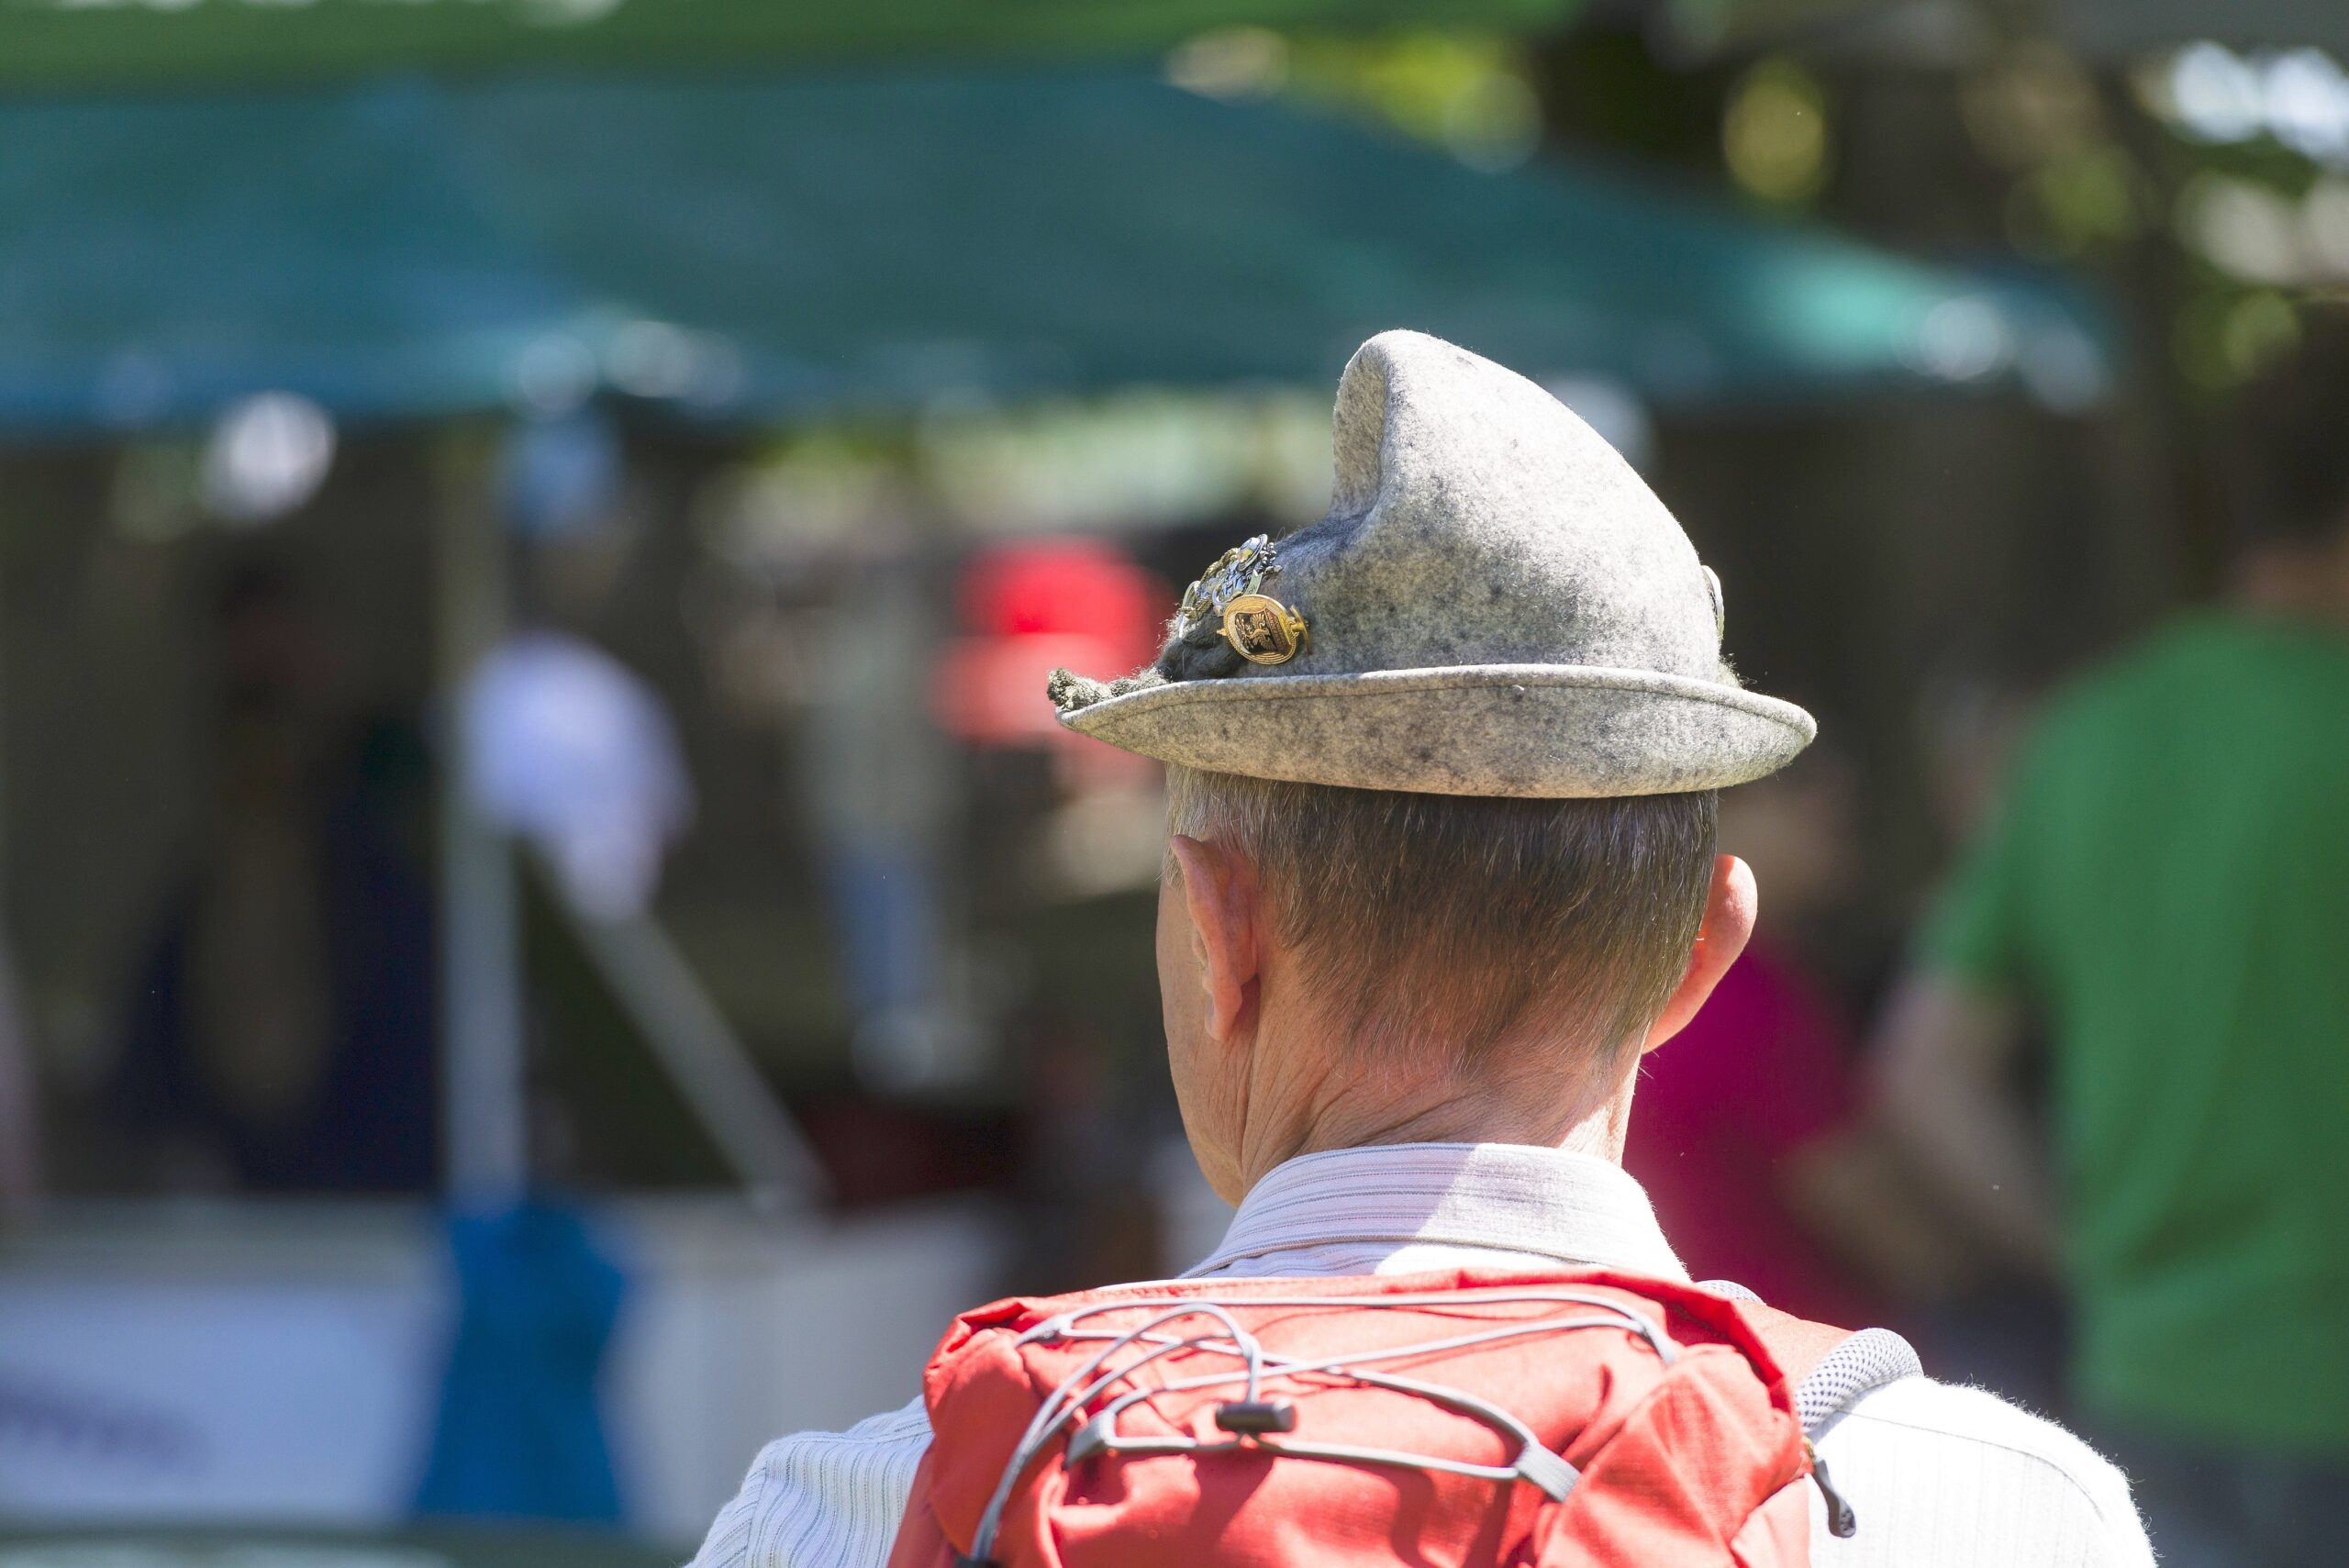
[1166,834,1264,1044]
[1642,853,1756,1053]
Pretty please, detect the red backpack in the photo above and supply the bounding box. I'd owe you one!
[888,1267,1909,1568]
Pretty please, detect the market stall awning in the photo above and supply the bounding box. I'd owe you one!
[0,68,2110,434]
[0,83,584,431]
[0,1,1577,92]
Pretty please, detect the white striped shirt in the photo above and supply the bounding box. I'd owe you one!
[688,1142,2149,1568]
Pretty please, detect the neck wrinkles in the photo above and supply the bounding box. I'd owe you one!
[1230,1017,1640,1193]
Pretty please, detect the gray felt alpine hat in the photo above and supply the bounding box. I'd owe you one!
[1048,330,1814,796]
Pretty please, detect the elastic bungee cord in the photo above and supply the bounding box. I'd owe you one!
[967,1301,1266,1563]
[958,1290,1678,1567]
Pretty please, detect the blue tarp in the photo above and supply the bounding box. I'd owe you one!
[0,68,2110,433]
[415,1203,626,1526]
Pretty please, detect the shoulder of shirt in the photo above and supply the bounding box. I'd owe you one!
[685,1376,2149,1568]
[1821,1375,2150,1562]
[686,1398,935,1568]
[2026,615,2242,757]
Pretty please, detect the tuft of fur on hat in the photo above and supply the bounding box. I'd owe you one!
[1045,666,1163,710]
[1051,330,1813,796]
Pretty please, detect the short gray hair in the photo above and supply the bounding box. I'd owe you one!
[1166,765,1717,1074]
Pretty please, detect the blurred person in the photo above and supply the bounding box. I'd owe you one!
[692,334,2144,1568]
[111,562,435,1192]
[1628,748,1961,1328]
[799,532,966,1088]
[460,628,695,921]
[1877,329,2349,1567]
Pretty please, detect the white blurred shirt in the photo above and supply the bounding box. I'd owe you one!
[689,1142,2150,1568]
[462,630,694,920]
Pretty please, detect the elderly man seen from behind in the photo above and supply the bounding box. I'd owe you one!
[690,331,2148,1568]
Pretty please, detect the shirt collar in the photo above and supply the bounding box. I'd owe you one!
[1184,1141,1687,1281]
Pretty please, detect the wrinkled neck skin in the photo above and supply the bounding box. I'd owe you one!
[1206,972,1643,1200]
[1156,836,1743,1208]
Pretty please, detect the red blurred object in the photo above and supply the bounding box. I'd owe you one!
[1625,942,1883,1329]
[937,539,1164,748]
[890,1268,1836,1568]
[957,538,1161,651]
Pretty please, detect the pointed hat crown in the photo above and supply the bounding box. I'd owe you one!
[1052,330,1812,796]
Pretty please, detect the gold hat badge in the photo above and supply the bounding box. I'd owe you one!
[1174,534,1310,666]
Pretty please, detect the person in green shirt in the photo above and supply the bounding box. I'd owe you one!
[1877,331,2349,1568]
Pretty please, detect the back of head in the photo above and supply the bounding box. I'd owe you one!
[1168,767,1718,1079]
[1058,331,1808,1095]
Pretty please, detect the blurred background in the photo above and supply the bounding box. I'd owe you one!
[0,0,2343,1563]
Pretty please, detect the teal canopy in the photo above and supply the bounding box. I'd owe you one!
[0,84,577,430]
[0,68,2109,433]
[0,2,1579,92]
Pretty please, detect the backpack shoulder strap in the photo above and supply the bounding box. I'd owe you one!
[1781,1327,1924,1435]
[1695,1281,1922,1543]
[1716,1290,1923,1437]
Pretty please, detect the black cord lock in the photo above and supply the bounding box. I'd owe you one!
[1214,1399,1298,1436]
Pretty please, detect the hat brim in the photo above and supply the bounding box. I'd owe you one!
[1060,664,1814,797]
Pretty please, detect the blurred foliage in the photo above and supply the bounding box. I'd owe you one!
[1551,18,2349,397]
[1285,31,1546,169]
[1724,57,1831,204]
[1977,38,2348,391]
[1532,26,1733,171]
[1170,25,1545,169]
